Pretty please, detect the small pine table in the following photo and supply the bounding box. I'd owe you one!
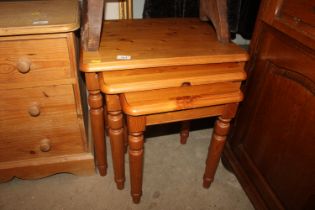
[80,18,248,202]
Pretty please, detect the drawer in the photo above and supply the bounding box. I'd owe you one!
[0,85,85,162]
[0,38,72,87]
[280,0,315,28]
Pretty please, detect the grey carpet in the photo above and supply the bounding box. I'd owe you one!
[0,127,253,210]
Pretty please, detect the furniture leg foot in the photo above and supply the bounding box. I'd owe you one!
[116,181,124,190]
[98,166,107,176]
[132,195,141,204]
[202,177,213,188]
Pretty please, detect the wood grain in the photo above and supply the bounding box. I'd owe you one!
[65,33,89,151]
[0,3,93,179]
[120,83,243,116]
[81,18,248,72]
[224,0,315,209]
[203,116,233,188]
[199,0,230,42]
[81,0,105,51]
[146,105,225,125]
[0,154,95,182]
[85,73,107,176]
[0,0,79,36]
[0,85,86,162]
[106,95,125,189]
[0,36,72,90]
[100,62,246,94]
[123,86,244,203]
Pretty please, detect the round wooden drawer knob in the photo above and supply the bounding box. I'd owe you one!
[16,57,31,73]
[40,138,51,152]
[28,104,40,117]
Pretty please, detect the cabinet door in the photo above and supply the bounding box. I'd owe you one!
[232,27,315,210]
[225,0,315,209]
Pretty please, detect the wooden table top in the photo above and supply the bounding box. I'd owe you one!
[120,82,244,115]
[81,18,249,72]
[100,63,246,94]
[0,0,79,36]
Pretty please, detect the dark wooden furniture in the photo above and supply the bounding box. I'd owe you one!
[223,0,315,209]
[0,0,94,181]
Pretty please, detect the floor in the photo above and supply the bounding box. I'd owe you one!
[0,121,254,210]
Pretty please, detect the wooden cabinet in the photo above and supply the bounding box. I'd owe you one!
[223,0,315,209]
[0,0,94,181]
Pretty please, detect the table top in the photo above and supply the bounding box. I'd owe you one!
[100,63,246,94]
[120,82,244,116]
[80,18,249,72]
[0,0,79,36]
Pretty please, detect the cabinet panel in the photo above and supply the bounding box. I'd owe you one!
[242,63,315,209]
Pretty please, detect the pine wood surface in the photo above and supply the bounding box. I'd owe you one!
[0,0,79,36]
[0,36,72,90]
[124,100,240,203]
[0,85,85,162]
[100,62,246,94]
[120,83,243,115]
[81,15,250,202]
[85,72,107,176]
[0,154,95,182]
[0,30,94,179]
[81,18,248,72]
[145,105,225,125]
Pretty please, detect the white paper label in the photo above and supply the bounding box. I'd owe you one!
[32,20,49,25]
[116,55,131,60]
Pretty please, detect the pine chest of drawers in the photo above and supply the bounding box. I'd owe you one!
[0,0,94,181]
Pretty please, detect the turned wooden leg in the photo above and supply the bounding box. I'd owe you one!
[127,116,146,204]
[106,94,125,189]
[86,73,107,176]
[180,120,190,144]
[203,116,231,188]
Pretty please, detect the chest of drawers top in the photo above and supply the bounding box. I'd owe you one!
[0,0,79,36]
